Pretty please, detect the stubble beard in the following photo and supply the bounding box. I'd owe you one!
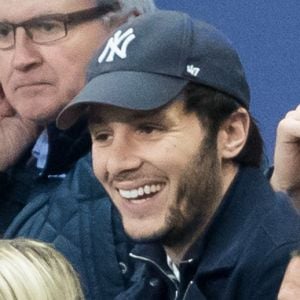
[159,136,223,249]
[123,136,223,247]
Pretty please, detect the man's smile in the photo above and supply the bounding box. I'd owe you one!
[118,183,163,200]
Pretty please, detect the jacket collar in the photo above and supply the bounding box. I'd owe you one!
[193,166,276,274]
[41,120,91,176]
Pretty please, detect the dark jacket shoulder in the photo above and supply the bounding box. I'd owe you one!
[5,153,134,300]
[119,167,300,300]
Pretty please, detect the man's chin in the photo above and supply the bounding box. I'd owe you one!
[128,235,162,245]
[22,111,56,126]
[13,103,63,126]
[124,226,170,245]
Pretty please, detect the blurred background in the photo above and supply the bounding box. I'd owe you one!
[156,0,300,163]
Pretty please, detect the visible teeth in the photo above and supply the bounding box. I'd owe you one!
[138,187,144,196]
[119,190,131,199]
[119,184,163,200]
[130,190,138,198]
[144,185,151,194]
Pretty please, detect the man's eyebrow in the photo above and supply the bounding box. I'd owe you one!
[88,111,162,124]
[130,109,167,123]
[0,11,61,24]
[88,115,104,130]
[121,107,176,127]
[87,101,180,128]
[24,12,69,22]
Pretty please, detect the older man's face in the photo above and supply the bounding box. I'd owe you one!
[0,0,112,124]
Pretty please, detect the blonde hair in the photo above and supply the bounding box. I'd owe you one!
[0,239,84,300]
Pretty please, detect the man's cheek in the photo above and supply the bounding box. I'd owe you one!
[0,84,15,117]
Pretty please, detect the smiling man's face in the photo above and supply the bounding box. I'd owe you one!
[89,99,223,246]
[0,0,112,124]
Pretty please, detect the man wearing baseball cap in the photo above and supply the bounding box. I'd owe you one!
[58,11,300,299]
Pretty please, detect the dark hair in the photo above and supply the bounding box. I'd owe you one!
[183,83,263,168]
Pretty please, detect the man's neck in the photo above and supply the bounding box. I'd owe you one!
[164,237,200,266]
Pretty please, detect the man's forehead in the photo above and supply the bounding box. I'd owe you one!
[87,100,185,125]
[88,105,165,124]
[0,0,93,22]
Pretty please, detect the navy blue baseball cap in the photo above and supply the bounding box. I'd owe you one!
[57,10,250,129]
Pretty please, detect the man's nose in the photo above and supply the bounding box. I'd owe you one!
[105,135,142,179]
[12,27,42,71]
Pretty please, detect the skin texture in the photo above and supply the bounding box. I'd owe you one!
[0,0,112,170]
[89,100,249,263]
[271,105,300,209]
[0,88,39,170]
[0,0,110,123]
[278,256,300,300]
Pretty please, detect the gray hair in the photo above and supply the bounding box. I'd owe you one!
[95,0,157,14]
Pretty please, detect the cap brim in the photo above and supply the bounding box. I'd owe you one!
[57,71,188,129]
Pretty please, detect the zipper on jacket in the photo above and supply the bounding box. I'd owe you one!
[130,252,179,295]
[182,281,194,300]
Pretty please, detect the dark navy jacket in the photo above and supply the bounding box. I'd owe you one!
[116,167,300,300]
[0,122,91,234]
[5,154,134,299]
[4,124,134,300]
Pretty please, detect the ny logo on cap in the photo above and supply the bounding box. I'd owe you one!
[98,28,136,63]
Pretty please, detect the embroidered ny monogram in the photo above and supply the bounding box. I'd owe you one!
[98,28,136,63]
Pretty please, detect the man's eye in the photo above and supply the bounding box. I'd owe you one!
[92,131,113,144]
[95,133,110,141]
[137,125,161,135]
[0,24,11,37]
[32,20,63,33]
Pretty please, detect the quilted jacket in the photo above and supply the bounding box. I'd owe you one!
[4,124,134,299]
[5,156,131,300]
[0,121,91,233]
[116,167,300,300]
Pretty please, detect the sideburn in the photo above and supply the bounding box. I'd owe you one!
[162,135,223,249]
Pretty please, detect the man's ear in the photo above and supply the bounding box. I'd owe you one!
[217,107,250,160]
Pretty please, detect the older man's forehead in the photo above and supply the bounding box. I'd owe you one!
[0,0,94,22]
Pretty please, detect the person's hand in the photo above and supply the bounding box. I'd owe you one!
[278,255,300,300]
[271,106,300,207]
[0,86,41,171]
